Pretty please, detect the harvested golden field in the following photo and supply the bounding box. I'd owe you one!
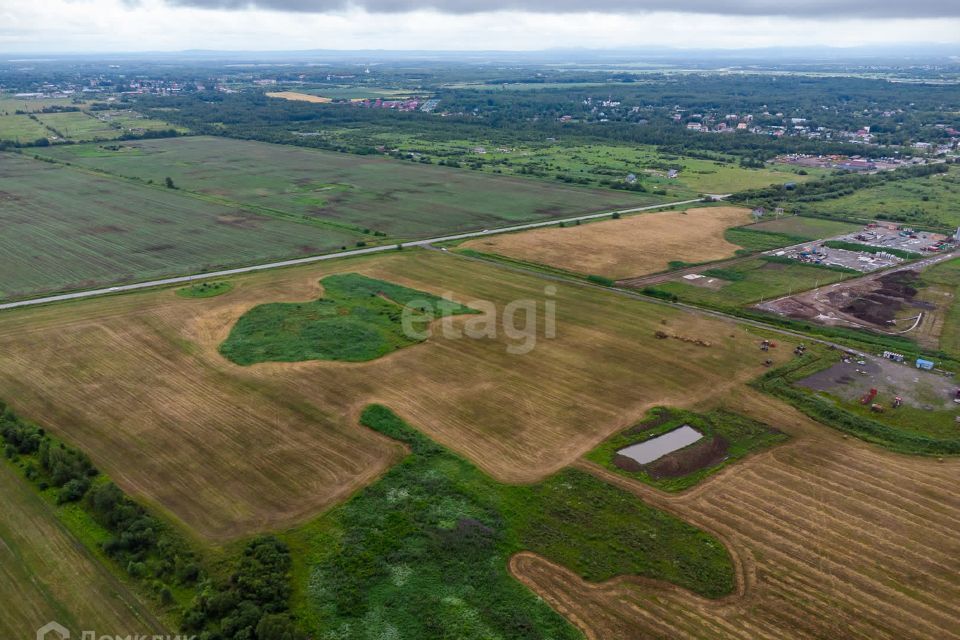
[0,250,787,540]
[460,206,753,279]
[265,91,332,103]
[511,388,960,640]
[0,464,163,638]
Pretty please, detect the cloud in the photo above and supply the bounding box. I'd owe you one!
[158,0,960,18]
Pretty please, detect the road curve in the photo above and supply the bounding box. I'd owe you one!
[0,198,707,312]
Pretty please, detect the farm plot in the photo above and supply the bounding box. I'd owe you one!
[0,153,365,300]
[0,113,51,142]
[0,250,791,540]
[460,206,754,279]
[746,216,861,239]
[513,389,960,640]
[0,464,161,639]
[34,111,123,141]
[34,136,664,238]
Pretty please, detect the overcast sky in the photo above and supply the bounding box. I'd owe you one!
[2,0,959,53]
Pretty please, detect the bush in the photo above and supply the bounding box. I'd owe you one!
[57,477,90,504]
[587,274,615,286]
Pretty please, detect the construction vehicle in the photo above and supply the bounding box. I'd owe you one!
[861,388,878,405]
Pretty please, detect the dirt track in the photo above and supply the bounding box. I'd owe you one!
[509,388,960,639]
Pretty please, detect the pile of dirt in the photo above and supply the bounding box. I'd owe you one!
[841,270,920,326]
[647,436,730,479]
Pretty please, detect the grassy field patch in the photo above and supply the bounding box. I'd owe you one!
[220,273,476,364]
[747,216,861,239]
[285,405,733,638]
[0,113,50,142]
[34,111,122,141]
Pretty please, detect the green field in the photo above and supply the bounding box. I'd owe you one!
[35,136,663,238]
[285,405,734,638]
[747,216,861,239]
[0,95,89,113]
[586,407,788,491]
[0,153,365,300]
[0,114,50,142]
[326,134,812,198]
[96,109,186,133]
[35,111,123,141]
[220,273,476,364]
[803,165,960,228]
[648,258,854,308]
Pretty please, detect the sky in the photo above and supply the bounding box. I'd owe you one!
[2,0,960,53]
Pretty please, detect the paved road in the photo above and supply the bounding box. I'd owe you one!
[0,198,709,312]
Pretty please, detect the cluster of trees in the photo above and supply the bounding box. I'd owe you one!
[0,403,202,610]
[182,536,302,640]
[1,406,96,503]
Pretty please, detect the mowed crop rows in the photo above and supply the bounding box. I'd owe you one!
[0,250,789,539]
[35,136,664,237]
[461,206,753,279]
[512,389,960,640]
[0,464,162,638]
[0,153,364,299]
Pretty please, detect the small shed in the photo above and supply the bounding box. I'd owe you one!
[916,358,935,371]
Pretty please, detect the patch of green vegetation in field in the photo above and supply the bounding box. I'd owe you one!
[220,273,477,365]
[725,227,808,253]
[176,281,233,298]
[753,351,960,454]
[0,114,50,142]
[586,407,788,491]
[648,258,852,307]
[285,405,734,639]
[747,216,861,239]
